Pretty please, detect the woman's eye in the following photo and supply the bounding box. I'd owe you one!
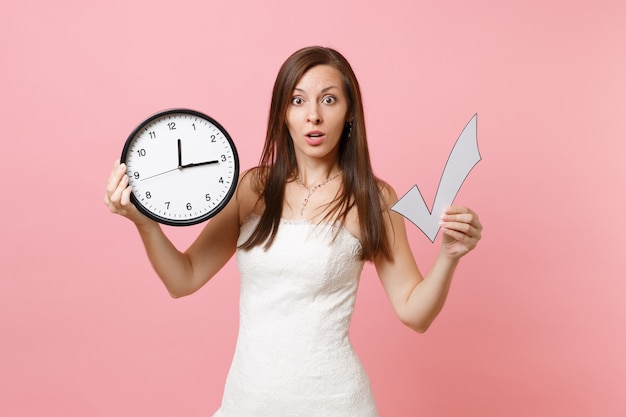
[322,96,336,104]
[291,97,304,105]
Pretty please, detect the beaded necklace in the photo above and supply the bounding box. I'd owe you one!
[295,171,343,215]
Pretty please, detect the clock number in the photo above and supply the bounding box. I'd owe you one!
[146,191,152,199]
[168,122,176,130]
[205,194,211,202]
[211,134,216,142]
[186,203,192,210]
[165,202,170,209]
[219,177,224,184]
[137,149,147,157]
[192,123,196,131]
[133,172,140,179]
[221,154,226,162]
[148,131,156,139]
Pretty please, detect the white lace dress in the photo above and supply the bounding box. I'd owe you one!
[212,214,379,417]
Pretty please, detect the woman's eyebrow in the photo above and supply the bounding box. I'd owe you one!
[293,85,340,93]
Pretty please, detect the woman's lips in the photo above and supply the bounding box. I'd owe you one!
[305,131,325,146]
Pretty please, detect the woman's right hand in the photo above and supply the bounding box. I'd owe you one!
[104,160,154,227]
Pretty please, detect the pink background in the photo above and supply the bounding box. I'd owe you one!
[1,0,624,416]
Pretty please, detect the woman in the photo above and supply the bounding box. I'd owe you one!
[105,46,482,416]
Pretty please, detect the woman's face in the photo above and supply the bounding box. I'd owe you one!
[286,65,350,164]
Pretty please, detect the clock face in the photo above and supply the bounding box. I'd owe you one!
[121,109,239,226]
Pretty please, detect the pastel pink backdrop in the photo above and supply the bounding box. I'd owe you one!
[1,0,624,416]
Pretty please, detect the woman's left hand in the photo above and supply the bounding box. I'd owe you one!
[439,206,482,259]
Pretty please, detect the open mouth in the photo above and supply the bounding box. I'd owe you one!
[305,133,325,146]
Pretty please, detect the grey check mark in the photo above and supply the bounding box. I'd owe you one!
[391,114,481,242]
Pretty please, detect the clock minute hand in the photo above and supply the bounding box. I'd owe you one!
[177,139,182,168]
[180,160,220,169]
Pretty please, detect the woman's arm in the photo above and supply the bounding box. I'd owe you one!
[104,160,245,298]
[374,185,482,333]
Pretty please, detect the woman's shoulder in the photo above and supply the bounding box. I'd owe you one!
[375,178,399,209]
[236,167,266,223]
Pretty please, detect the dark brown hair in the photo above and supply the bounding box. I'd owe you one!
[239,46,392,261]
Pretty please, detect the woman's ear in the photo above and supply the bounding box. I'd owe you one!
[345,120,353,139]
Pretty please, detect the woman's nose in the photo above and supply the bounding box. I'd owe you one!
[307,106,322,124]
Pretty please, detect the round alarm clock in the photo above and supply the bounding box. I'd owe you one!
[121,109,239,226]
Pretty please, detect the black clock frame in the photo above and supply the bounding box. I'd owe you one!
[120,108,240,226]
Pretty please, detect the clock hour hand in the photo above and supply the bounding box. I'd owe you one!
[178,139,218,169]
[141,160,219,181]
[179,160,220,169]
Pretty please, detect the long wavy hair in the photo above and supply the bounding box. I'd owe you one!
[239,46,391,261]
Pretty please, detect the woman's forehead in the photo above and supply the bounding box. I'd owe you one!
[294,65,344,93]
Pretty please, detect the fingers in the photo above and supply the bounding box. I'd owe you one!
[441,225,479,245]
[441,206,482,233]
[104,159,154,226]
[105,160,123,195]
[440,205,482,257]
[104,160,132,212]
[120,176,133,206]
